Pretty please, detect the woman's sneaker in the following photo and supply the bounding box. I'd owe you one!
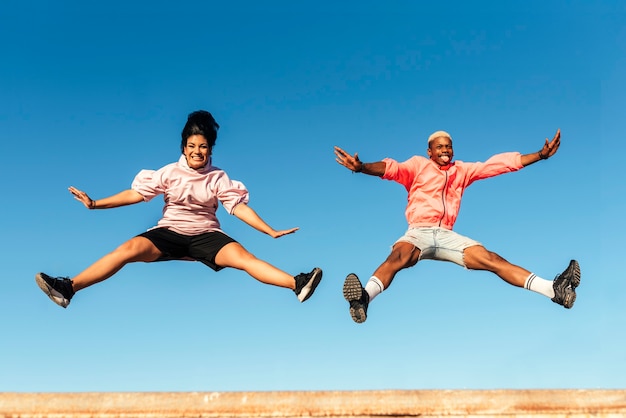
[343,273,369,323]
[551,260,581,309]
[35,272,75,308]
[294,267,323,302]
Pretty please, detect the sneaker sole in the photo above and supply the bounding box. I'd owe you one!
[342,273,363,301]
[349,305,367,324]
[563,260,581,309]
[297,268,323,303]
[566,260,581,290]
[563,288,576,309]
[343,274,367,323]
[35,273,70,308]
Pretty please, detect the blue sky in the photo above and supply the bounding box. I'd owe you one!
[1,0,624,392]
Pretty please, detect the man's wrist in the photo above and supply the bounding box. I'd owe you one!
[538,151,548,160]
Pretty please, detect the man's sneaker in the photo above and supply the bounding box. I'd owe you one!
[35,272,75,308]
[551,260,581,309]
[294,267,323,302]
[343,273,369,323]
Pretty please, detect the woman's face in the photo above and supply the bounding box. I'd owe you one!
[183,134,211,170]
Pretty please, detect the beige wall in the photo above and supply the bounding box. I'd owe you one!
[1,390,625,417]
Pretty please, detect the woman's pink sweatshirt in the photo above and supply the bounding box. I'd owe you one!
[132,155,249,235]
[382,152,523,230]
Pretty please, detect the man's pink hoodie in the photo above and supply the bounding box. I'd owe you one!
[382,152,523,230]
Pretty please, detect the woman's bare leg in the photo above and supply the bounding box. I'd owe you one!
[72,237,162,292]
[214,242,294,289]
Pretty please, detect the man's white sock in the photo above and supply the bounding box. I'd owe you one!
[365,276,384,301]
[524,273,555,299]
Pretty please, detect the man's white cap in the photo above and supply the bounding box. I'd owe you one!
[428,130,452,144]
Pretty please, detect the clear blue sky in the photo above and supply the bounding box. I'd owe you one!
[1,0,624,392]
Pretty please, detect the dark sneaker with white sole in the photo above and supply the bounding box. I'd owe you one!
[551,260,581,309]
[343,273,369,323]
[35,272,75,308]
[294,267,323,302]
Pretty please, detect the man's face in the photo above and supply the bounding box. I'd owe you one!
[183,134,211,170]
[427,137,454,166]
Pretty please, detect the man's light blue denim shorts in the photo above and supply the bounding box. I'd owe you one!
[395,227,481,267]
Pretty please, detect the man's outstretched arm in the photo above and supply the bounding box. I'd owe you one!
[520,128,561,167]
[334,146,386,176]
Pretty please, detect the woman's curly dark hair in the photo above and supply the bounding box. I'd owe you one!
[180,110,220,153]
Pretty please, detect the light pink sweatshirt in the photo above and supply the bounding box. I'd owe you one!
[132,155,249,235]
[382,152,523,230]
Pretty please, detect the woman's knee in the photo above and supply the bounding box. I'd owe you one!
[114,237,160,262]
[215,242,256,268]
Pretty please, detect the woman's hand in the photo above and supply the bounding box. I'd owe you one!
[69,186,96,209]
[269,227,299,238]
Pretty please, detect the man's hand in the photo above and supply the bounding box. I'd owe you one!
[334,146,387,176]
[334,146,363,172]
[539,128,561,159]
[521,129,562,167]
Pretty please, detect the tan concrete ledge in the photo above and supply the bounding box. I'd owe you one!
[1,390,625,417]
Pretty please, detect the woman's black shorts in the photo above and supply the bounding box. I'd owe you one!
[137,228,237,271]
